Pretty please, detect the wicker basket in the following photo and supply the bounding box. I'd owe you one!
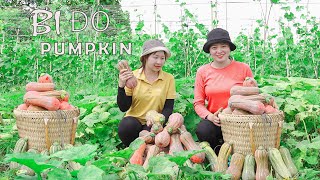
[14,108,80,151]
[218,112,284,155]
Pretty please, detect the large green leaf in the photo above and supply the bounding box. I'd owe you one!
[47,168,72,180]
[77,165,105,180]
[103,138,144,159]
[148,156,177,176]
[92,157,125,172]
[5,153,61,175]
[81,112,109,127]
[304,155,318,165]
[108,107,125,120]
[308,140,320,150]
[125,164,147,179]
[103,148,133,160]
[50,144,97,165]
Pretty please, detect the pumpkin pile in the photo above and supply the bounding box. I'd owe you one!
[214,142,298,180]
[222,77,280,115]
[16,73,75,111]
[215,77,298,179]
[129,111,206,169]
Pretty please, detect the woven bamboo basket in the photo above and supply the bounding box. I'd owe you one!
[218,111,284,155]
[14,108,80,151]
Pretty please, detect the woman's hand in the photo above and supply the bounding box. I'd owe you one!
[118,69,134,88]
[207,107,223,126]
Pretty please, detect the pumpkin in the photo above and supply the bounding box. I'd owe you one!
[117,60,137,89]
[268,148,291,179]
[222,107,233,114]
[226,153,245,180]
[50,142,62,154]
[243,77,258,87]
[229,99,265,115]
[143,145,160,169]
[215,142,232,172]
[151,123,163,134]
[232,108,251,115]
[27,105,46,111]
[264,105,279,114]
[24,94,60,111]
[146,110,165,126]
[279,146,298,177]
[26,82,55,92]
[230,86,260,96]
[242,154,256,180]
[166,113,184,134]
[17,104,28,110]
[38,90,69,102]
[229,94,269,104]
[154,128,170,148]
[199,141,217,171]
[255,146,270,180]
[169,134,184,155]
[10,138,28,169]
[139,130,155,144]
[38,73,53,83]
[179,129,205,164]
[129,141,147,165]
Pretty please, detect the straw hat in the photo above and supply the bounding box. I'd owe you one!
[140,39,171,61]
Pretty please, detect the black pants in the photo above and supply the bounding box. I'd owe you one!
[118,116,151,147]
[196,119,224,155]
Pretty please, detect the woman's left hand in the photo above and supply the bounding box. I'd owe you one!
[207,107,223,126]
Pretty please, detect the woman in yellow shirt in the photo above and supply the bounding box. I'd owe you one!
[117,39,176,146]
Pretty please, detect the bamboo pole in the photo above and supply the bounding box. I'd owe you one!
[154,0,157,35]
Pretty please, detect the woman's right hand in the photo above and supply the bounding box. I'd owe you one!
[118,69,134,88]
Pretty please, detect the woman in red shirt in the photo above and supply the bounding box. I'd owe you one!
[193,28,254,154]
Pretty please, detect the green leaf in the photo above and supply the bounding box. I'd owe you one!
[82,112,110,127]
[50,144,97,166]
[103,173,121,180]
[108,107,125,120]
[168,149,205,166]
[290,130,305,137]
[4,153,61,175]
[283,122,295,131]
[308,140,320,149]
[126,164,147,178]
[47,168,72,180]
[147,156,176,176]
[98,112,110,122]
[14,174,38,180]
[103,148,133,160]
[283,103,297,115]
[92,157,125,172]
[295,140,310,150]
[77,165,105,180]
[298,168,320,179]
[284,12,295,21]
[129,138,145,150]
[81,112,100,127]
[179,166,197,174]
[92,105,108,113]
[135,21,144,32]
[304,155,318,165]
